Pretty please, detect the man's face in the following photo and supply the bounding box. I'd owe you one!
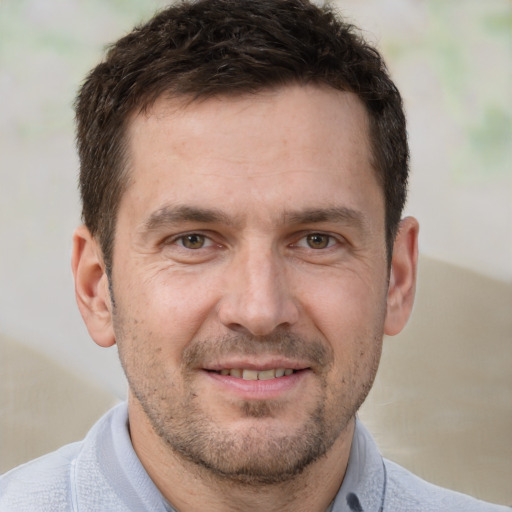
[110,85,390,483]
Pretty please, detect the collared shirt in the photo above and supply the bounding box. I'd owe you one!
[1,403,510,511]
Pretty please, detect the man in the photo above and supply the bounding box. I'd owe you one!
[0,1,509,511]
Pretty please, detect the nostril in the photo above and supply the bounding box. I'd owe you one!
[224,322,251,335]
[223,319,297,338]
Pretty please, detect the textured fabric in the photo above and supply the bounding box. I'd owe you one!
[1,403,509,511]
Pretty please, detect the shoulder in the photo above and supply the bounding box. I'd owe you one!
[0,442,81,512]
[384,459,511,512]
[0,403,127,512]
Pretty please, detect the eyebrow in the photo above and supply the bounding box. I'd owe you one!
[283,207,367,230]
[141,204,368,234]
[142,205,236,233]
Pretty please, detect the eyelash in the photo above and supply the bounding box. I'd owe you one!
[167,231,341,251]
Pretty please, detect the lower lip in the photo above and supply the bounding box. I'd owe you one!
[204,370,308,400]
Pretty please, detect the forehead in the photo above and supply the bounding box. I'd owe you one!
[129,85,372,162]
[121,84,382,224]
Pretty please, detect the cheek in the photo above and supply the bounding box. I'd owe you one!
[299,269,387,384]
[155,273,225,344]
[113,271,229,389]
[325,326,383,416]
[299,268,388,333]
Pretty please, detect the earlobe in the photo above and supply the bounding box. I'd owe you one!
[71,225,116,348]
[384,216,419,336]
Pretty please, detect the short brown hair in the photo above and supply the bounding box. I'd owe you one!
[75,0,408,273]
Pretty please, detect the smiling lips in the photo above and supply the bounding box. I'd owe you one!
[205,366,309,399]
[215,368,296,380]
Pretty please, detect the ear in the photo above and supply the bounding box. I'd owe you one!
[71,225,115,348]
[384,216,419,336]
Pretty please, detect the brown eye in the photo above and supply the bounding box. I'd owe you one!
[306,233,331,249]
[180,234,206,249]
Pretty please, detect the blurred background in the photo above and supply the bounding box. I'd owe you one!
[0,0,511,505]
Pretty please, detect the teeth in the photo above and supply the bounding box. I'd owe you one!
[258,369,276,381]
[218,368,294,380]
[242,369,259,381]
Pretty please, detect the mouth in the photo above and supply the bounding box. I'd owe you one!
[203,364,311,400]
[209,368,298,381]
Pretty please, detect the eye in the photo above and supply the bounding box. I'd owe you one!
[177,234,210,249]
[298,233,337,250]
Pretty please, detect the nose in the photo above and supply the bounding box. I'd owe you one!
[217,245,299,336]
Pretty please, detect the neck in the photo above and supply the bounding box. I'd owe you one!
[128,397,355,512]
